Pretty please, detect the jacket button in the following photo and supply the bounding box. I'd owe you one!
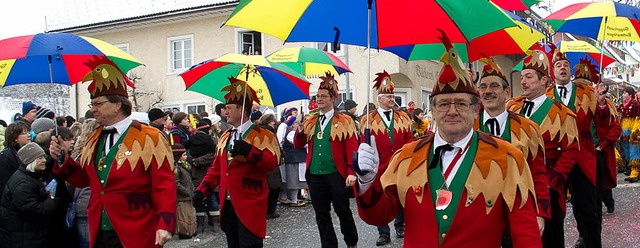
[226,173,229,176]
[101,191,104,195]
[442,233,446,238]
[442,215,448,220]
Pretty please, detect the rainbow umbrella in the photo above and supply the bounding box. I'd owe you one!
[384,9,544,62]
[0,32,142,87]
[543,2,640,42]
[556,40,617,70]
[491,0,540,11]
[180,54,311,107]
[266,47,351,77]
[223,0,516,49]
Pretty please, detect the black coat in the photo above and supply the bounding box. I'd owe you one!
[0,147,21,200]
[0,166,57,248]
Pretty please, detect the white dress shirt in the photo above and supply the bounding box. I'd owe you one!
[103,116,132,154]
[377,107,393,126]
[482,110,508,136]
[318,108,334,130]
[229,120,253,147]
[433,129,474,187]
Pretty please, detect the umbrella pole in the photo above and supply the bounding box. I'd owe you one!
[48,55,63,163]
[365,0,372,138]
[599,17,608,84]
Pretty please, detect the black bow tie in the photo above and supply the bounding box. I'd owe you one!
[430,144,454,170]
[486,118,500,136]
[319,114,326,125]
[383,111,392,121]
[522,100,534,117]
[558,86,567,99]
[101,128,117,149]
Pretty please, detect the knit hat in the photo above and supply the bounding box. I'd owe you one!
[574,57,600,84]
[31,118,56,134]
[13,113,22,123]
[22,101,37,115]
[373,70,394,95]
[35,107,54,119]
[344,99,358,111]
[148,108,166,122]
[82,55,135,99]
[17,142,45,165]
[285,116,297,126]
[171,144,186,160]
[480,57,508,83]
[284,107,298,117]
[318,72,339,98]
[522,43,552,77]
[208,114,222,125]
[431,29,477,97]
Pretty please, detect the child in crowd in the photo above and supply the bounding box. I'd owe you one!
[173,144,197,239]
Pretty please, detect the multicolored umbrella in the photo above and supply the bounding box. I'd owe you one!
[556,40,617,70]
[513,41,618,72]
[543,2,640,42]
[0,32,142,87]
[384,9,544,62]
[491,0,540,11]
[223,0,517,49]
[180,53,311,106]
[266,47,350,77]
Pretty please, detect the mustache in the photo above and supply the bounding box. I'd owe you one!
[482,92,498,99]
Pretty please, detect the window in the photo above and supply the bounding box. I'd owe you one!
[421,88,431,112]
[393,88,410,108]
[238,31,262,55]
[168,35,193,72]
[162,105,180,113]
[114,43,129,54]
[186,103,206,115]
[316,42,343,56]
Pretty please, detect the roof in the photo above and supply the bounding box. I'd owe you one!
[48,0,238,33]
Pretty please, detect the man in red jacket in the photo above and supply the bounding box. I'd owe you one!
[50,57,176,248]
[356,31,541,247]
[193,78,280,247]
[294,72,359,248]
[359,70,413,246]
[547,49,609,248]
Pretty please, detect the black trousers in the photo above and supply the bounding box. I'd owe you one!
[542,189,565,248]
[597,150,615,209]
[222,200,263,248]
[569,162,602,248]
[308,173,358,248]
[377,210,404,235]
[267,187,279,215]
[94,230,123,248]
[602,189,614,209]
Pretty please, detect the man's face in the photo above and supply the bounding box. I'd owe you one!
[553,60,571,85]
[90,96,121,126]
[520,69,547,99]
[478,75,509,112]
[315,89,335,112]
[348,107,357,114]
[377,94,395,110]
[433,93,477,140]
[220,107,229,119]
[24,109,37,122]
[226,104,244,126]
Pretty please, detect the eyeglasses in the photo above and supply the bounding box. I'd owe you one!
[88,100,109,108]
[435,101,473,112]
[477,82,504,91]
[315,94,331,99]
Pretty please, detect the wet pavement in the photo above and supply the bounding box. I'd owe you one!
[165,173,640,247]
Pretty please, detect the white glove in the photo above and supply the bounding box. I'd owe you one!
[357,136,379,193]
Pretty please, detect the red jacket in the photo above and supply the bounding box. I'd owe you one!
[474,111,550,219]
[546,84,610,186]
[357,132,541,247]
[196,125,279,238]
[294,111,358,179]
[508,96,579,215]
[596,100,622,189]
[55,121,176,248]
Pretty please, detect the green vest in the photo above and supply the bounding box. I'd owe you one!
[309,117,337,175]
[523,98,553,126]
[427,132,479,244]
[382,112,395,144]
[94,127,130,231]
